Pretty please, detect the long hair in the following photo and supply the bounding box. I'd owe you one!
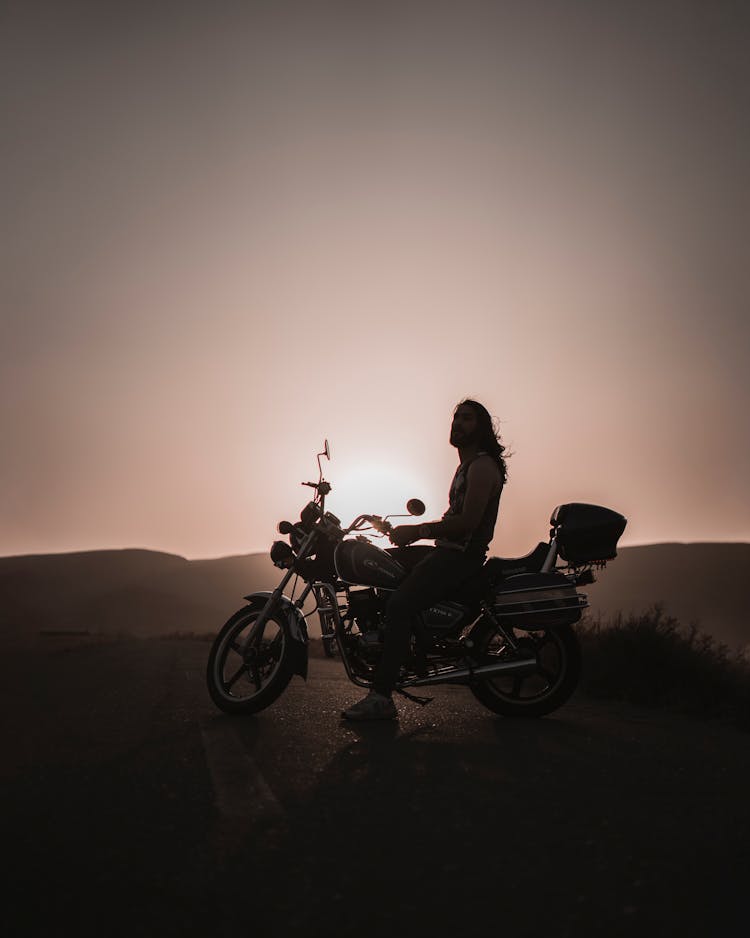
[456,399,509,484]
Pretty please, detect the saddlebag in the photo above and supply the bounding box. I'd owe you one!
[492,572,585,628]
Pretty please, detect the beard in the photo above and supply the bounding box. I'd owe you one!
[450,427,479,447]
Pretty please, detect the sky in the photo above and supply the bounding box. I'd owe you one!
[2,0,749,559]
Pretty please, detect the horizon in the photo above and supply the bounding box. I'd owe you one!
[3,537,750,565]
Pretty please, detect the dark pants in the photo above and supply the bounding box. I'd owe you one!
[372,545,485,697]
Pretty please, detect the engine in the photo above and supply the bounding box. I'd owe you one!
[345,587,387,667]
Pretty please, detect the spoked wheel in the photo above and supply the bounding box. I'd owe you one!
[470,623,581,718]
[206,605,295,714]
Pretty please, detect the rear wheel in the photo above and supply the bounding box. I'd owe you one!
[206,605,295,714]
[470,622,581,717]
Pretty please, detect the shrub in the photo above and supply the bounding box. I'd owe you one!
[578,605,750,730]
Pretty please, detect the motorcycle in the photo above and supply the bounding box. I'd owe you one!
[206,442,627,718]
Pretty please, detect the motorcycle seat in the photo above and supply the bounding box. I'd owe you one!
[483,542,550,582]
[442,543,551,605]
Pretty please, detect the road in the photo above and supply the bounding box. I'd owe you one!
[2,636,748,937]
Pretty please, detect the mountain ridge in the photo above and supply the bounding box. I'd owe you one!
[1,543,747,649]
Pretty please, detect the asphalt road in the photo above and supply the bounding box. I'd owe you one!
[2,636,748,937]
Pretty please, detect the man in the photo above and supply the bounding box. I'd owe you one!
[342,399,507,720]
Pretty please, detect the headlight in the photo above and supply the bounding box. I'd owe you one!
[270,540,294,568]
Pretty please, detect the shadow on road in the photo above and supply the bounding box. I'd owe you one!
[208,695,749,938]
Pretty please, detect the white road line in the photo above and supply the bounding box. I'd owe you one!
[200,719,284,823]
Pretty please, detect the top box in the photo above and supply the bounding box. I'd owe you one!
[550,503,627,563]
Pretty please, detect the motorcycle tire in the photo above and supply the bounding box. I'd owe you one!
[470,622,581,718]
[206,604,295,714]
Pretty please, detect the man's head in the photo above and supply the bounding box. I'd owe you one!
[450,399,509,482]
[450,401,482,448]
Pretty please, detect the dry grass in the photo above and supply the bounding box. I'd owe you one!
[156,630,216,642]
[578,605,750,730]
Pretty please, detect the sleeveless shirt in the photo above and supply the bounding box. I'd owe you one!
[434,451,503,555]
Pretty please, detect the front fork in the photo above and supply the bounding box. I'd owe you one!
[240,528,320,654]
[239,567,296,655]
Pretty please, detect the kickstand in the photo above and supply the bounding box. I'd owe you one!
[394,687,434,706]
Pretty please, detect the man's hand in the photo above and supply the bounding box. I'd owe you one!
[389,524,421,548]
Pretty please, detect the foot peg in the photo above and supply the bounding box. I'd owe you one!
[395,687,434,706]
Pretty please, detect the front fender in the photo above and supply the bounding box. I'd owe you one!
[243,591,309,680]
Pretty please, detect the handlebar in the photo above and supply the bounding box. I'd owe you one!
[345,513,394,537]
[301,480,331,495]
[368,515,394,537]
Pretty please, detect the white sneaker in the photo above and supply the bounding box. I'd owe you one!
[341,691,397,721]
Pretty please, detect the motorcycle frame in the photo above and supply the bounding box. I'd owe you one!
[308,578,532,691]
[246,524,570,661]
[312,580,371,688]
[541,536,558,572]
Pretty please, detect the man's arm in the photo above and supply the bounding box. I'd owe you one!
[390,457,498,547]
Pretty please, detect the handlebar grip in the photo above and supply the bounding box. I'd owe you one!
[370,516,393,536]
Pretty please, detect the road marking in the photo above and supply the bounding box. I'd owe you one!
[200,719,284,823]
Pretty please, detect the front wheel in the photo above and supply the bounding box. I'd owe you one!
[470,623,581,718]
[206,604,295,714]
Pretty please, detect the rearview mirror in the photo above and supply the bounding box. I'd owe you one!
[406,498,425,517]
[323,439,330,460]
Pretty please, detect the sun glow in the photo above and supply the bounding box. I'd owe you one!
[326,461,434,531]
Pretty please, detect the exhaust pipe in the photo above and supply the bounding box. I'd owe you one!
[405,655,538,688]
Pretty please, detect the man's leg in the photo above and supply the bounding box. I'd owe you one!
[372,548,476,697]
[342,548,484,719]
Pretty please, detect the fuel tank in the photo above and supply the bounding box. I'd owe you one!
[334,539,407,588]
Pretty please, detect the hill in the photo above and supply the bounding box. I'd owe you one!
[0,549,279,643]
[1,542,748,649]
[583,543,750,650]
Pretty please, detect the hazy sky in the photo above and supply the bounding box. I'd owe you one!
[2,1,749,559]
